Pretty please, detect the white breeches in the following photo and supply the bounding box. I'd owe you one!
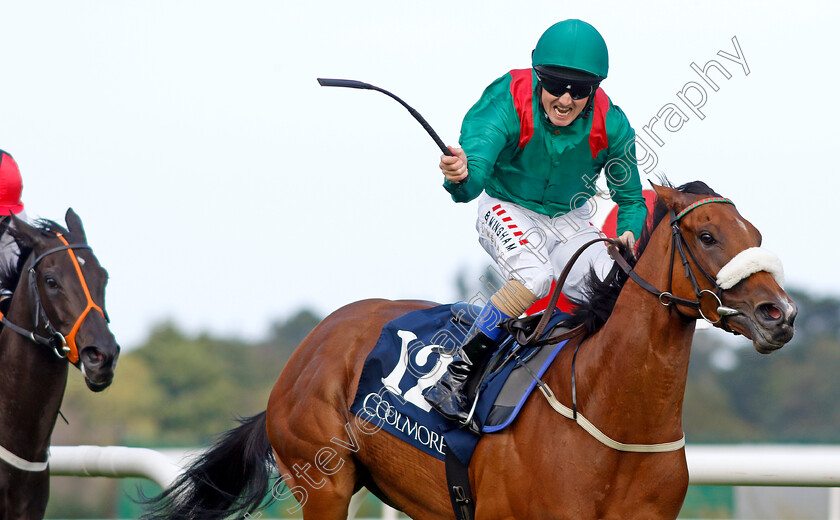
[475,194,611,301]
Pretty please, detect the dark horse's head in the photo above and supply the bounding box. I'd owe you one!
[7,209,119,391]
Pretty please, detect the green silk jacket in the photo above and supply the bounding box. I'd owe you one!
[444,69,647,239]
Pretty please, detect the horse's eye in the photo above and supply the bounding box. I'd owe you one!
[45,276,59,289]
[699,232,717,245]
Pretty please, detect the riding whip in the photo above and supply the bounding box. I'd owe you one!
[317,78,453,157]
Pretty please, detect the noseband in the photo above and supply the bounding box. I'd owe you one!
[518,196,784,347]
[0,233,106,364]
[628,196,739,326]
[519,196,780,453]
[609,196,785,332]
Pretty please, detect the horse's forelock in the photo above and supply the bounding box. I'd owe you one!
[33,219,69,239]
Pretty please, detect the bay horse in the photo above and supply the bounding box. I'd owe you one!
[142,182,796,519]
[0,209,119,519]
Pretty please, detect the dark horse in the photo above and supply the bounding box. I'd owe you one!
[0,210,119,519]
[143,183,796,519]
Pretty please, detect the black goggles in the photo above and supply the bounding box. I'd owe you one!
[535,71,597,100]
[540,78,598,100]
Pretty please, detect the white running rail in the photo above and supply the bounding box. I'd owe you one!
[49,444,840,519]
[49,446,181,489]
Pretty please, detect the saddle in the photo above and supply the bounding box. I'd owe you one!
[447,301,582,432]
[472,309,577,431]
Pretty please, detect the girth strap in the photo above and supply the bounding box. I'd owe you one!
[445,449,475,520]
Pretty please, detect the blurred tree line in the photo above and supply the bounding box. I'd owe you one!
[47,310,323,518]
[684,288,840,443]
[45,288,839,518]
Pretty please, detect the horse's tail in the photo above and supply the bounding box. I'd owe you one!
[140,411,274,520]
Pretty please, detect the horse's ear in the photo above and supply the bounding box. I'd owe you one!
[65,208,87,244]
[9,213,43,250]
[651,183,694,214]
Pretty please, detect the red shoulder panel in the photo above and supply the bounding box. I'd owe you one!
[509,69,534,149]
[588,88,610,158]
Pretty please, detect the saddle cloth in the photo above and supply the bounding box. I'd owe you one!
[349,303,570,465]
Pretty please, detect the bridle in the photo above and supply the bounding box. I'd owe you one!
[513,196,745,348]
[0,232,106,364]
[612,196,741,328]
[0,232,109,473]
[512,196,764,453]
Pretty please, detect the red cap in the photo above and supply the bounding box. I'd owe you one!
[0,150,24,215]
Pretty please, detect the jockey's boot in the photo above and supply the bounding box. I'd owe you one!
[424,302,510,424]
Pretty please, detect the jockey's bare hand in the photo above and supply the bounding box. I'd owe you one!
[616,230,636,259]
[440,146,469,183]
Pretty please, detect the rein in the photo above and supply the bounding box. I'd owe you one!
[515,196,739,348]
[0,233,104,473]
[666,197,740,326]
[0,233,105,364]
[517,196,742,453]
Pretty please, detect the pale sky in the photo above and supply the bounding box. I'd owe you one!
[1,0,837,348]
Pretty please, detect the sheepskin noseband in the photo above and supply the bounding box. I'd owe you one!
[715,247,785,290]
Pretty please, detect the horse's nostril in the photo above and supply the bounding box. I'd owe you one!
[758,303,783,322]
[83,347,105,366]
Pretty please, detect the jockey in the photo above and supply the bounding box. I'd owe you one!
[424,20,647,425]
[0,150,27,305]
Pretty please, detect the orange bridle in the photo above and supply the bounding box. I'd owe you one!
[49,234,106,363]
[0,233,107,364]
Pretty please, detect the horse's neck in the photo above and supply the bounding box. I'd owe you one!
[553,225,696,439]
[0,289,69,459]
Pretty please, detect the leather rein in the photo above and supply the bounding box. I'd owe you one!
[507,196,739,453]
[511,196,739,348]
[0,232,107,473]
[0,233,106,365]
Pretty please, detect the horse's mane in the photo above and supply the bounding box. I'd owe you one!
[563,180,722,333]
[0,219,72,295]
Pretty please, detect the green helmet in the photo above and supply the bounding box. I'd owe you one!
[531,19,609,80]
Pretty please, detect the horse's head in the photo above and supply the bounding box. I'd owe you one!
[11,209,120,390]
[653,184,797,353]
